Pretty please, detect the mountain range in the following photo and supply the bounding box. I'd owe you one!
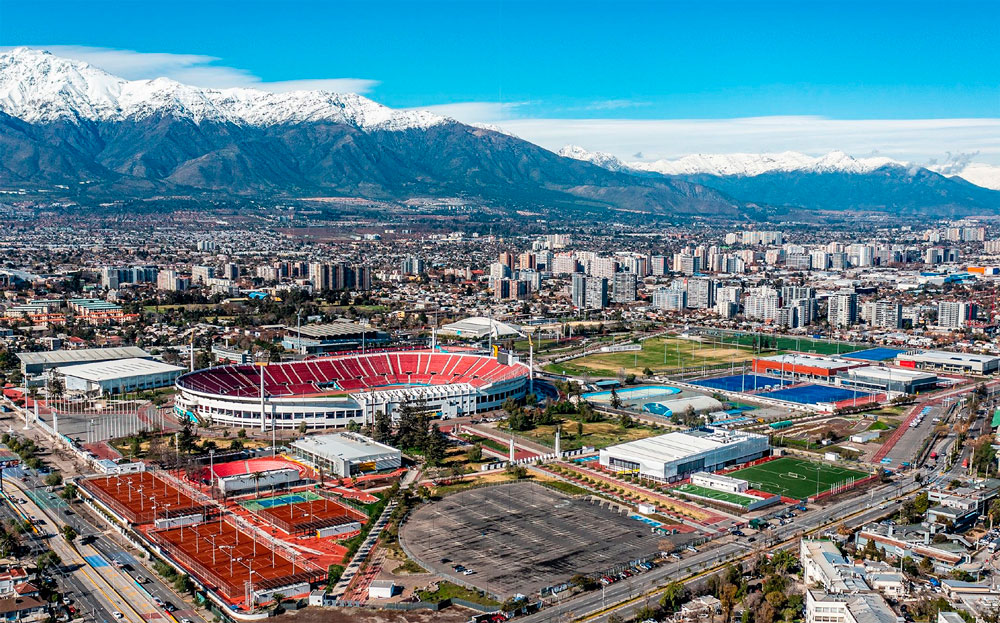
[1,47,998,218]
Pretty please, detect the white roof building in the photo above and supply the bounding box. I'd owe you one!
[599,428,769,482]
[290,432,401,478]
[56,358,184,395]
[438,316,523,339]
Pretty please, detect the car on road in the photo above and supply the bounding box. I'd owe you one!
[135,575,147,584]
[112,613,123,620]
[463,569,475,575]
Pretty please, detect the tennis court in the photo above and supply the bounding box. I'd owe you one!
[241,491,321,512]
[692,374,789,393]
[726,457,869,500]
[759,384,871,405]
[673,484,757,509]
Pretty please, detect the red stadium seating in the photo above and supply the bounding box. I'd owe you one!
[178,351,526,398]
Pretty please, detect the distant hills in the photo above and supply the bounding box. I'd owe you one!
[1,47,999,218]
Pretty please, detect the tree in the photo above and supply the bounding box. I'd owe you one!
[372,410,392,444]
[659,581,687,613]
[609,388,623,410]
[47,370,64,399]
[173,573,193,594]
[467,444,484,463]
[61,525,77,544]
[60,483,78,502]
[43,472,62,487]
[36,551,62,572]
[424,425,447,466]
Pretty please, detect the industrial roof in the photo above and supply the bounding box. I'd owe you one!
[900,350,1000,364]
[55,358,184,382]
[758,353,856,370]
[291,432,399,462]
[16,347,151,367]
[291,321,375,339]
[844,366,937,381]
[604,428,763,464]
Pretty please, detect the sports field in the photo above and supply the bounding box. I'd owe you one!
[673,484,757,509]
[241,490,321,512]
[726,457,869,500]
[760,384,872,405]
[543,336,759,377]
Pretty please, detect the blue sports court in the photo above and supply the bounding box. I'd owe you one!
[691,374,790,392]
[844,347,905,362]
[760,384,872,405]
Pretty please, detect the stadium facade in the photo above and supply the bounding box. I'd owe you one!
[174,350,530,430]
[599,428,769,482]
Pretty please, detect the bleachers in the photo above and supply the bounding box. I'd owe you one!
[177,351,527,398]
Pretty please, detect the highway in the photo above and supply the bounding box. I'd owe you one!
[5,472,209,623]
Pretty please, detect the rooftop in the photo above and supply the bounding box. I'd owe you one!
[844,366,938,381]
[758,353,856,370]
[55,357,184,382]
[16,346,151,367]
[291,432,399,462]
[603,428,765,463]
[291,321,376,339]
[900,350,1000,364]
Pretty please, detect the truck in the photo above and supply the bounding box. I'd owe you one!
[962,457,969,469]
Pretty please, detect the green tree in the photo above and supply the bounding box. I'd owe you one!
[43,472,63,487]
[659,581,687,613]
[61,525,77,543]
[467,444,484,463]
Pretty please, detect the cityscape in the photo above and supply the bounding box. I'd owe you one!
[1,2,1000,623]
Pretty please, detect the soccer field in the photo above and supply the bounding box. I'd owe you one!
[543,336,759,377]
[727,457,869,500]
[673,484,757,509]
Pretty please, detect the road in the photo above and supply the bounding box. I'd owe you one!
[6,472,210,623]
[522,476,915,623]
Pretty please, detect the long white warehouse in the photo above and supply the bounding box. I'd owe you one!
[599,428,769,482]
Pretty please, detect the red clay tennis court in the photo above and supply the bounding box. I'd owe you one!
[148,519,325,605]
[81,472,210,525]
[251,495,365,535]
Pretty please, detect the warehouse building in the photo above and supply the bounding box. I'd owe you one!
[895,351,1000,375]
[290,432,401,478]
[753,353,860,381]
[56,358,185,395]
[281,321,389,355]
[837,366,938,395]
[17,346,154,385]
[599,428,769,482]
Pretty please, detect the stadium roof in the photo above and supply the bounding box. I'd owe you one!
[439,316,522,339]
[17,346,151,367]
[291,432,399,462]
[55,358,184,382]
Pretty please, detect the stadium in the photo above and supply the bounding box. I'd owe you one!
[174,350,530,430]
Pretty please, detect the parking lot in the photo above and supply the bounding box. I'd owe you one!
[399,482,659,598]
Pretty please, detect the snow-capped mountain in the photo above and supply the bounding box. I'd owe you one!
[0,47,447,131]
[0,48,741,216]
[557,145,629,172]
[558,145,1000,215]
[560,146,903,177]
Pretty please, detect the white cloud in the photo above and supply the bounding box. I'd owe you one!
[444,109,1000,166]
[1,45,379,94]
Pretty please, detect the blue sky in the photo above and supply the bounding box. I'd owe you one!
[3,0,999,163]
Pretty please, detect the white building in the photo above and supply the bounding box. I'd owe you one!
[895,350,1000,375]
[56,358,185,395]
[290,432,401,478]
[805,589,898,623]
[598,428,769,482]
[690,472,748,493]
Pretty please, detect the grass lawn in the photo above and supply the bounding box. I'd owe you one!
[543,336,758,377]
[416,580,500,607]
[541,479,590,496]
[506,420,665,451]
[727,457,869,500]
[672,484,757,508]
[719,334,866,356]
